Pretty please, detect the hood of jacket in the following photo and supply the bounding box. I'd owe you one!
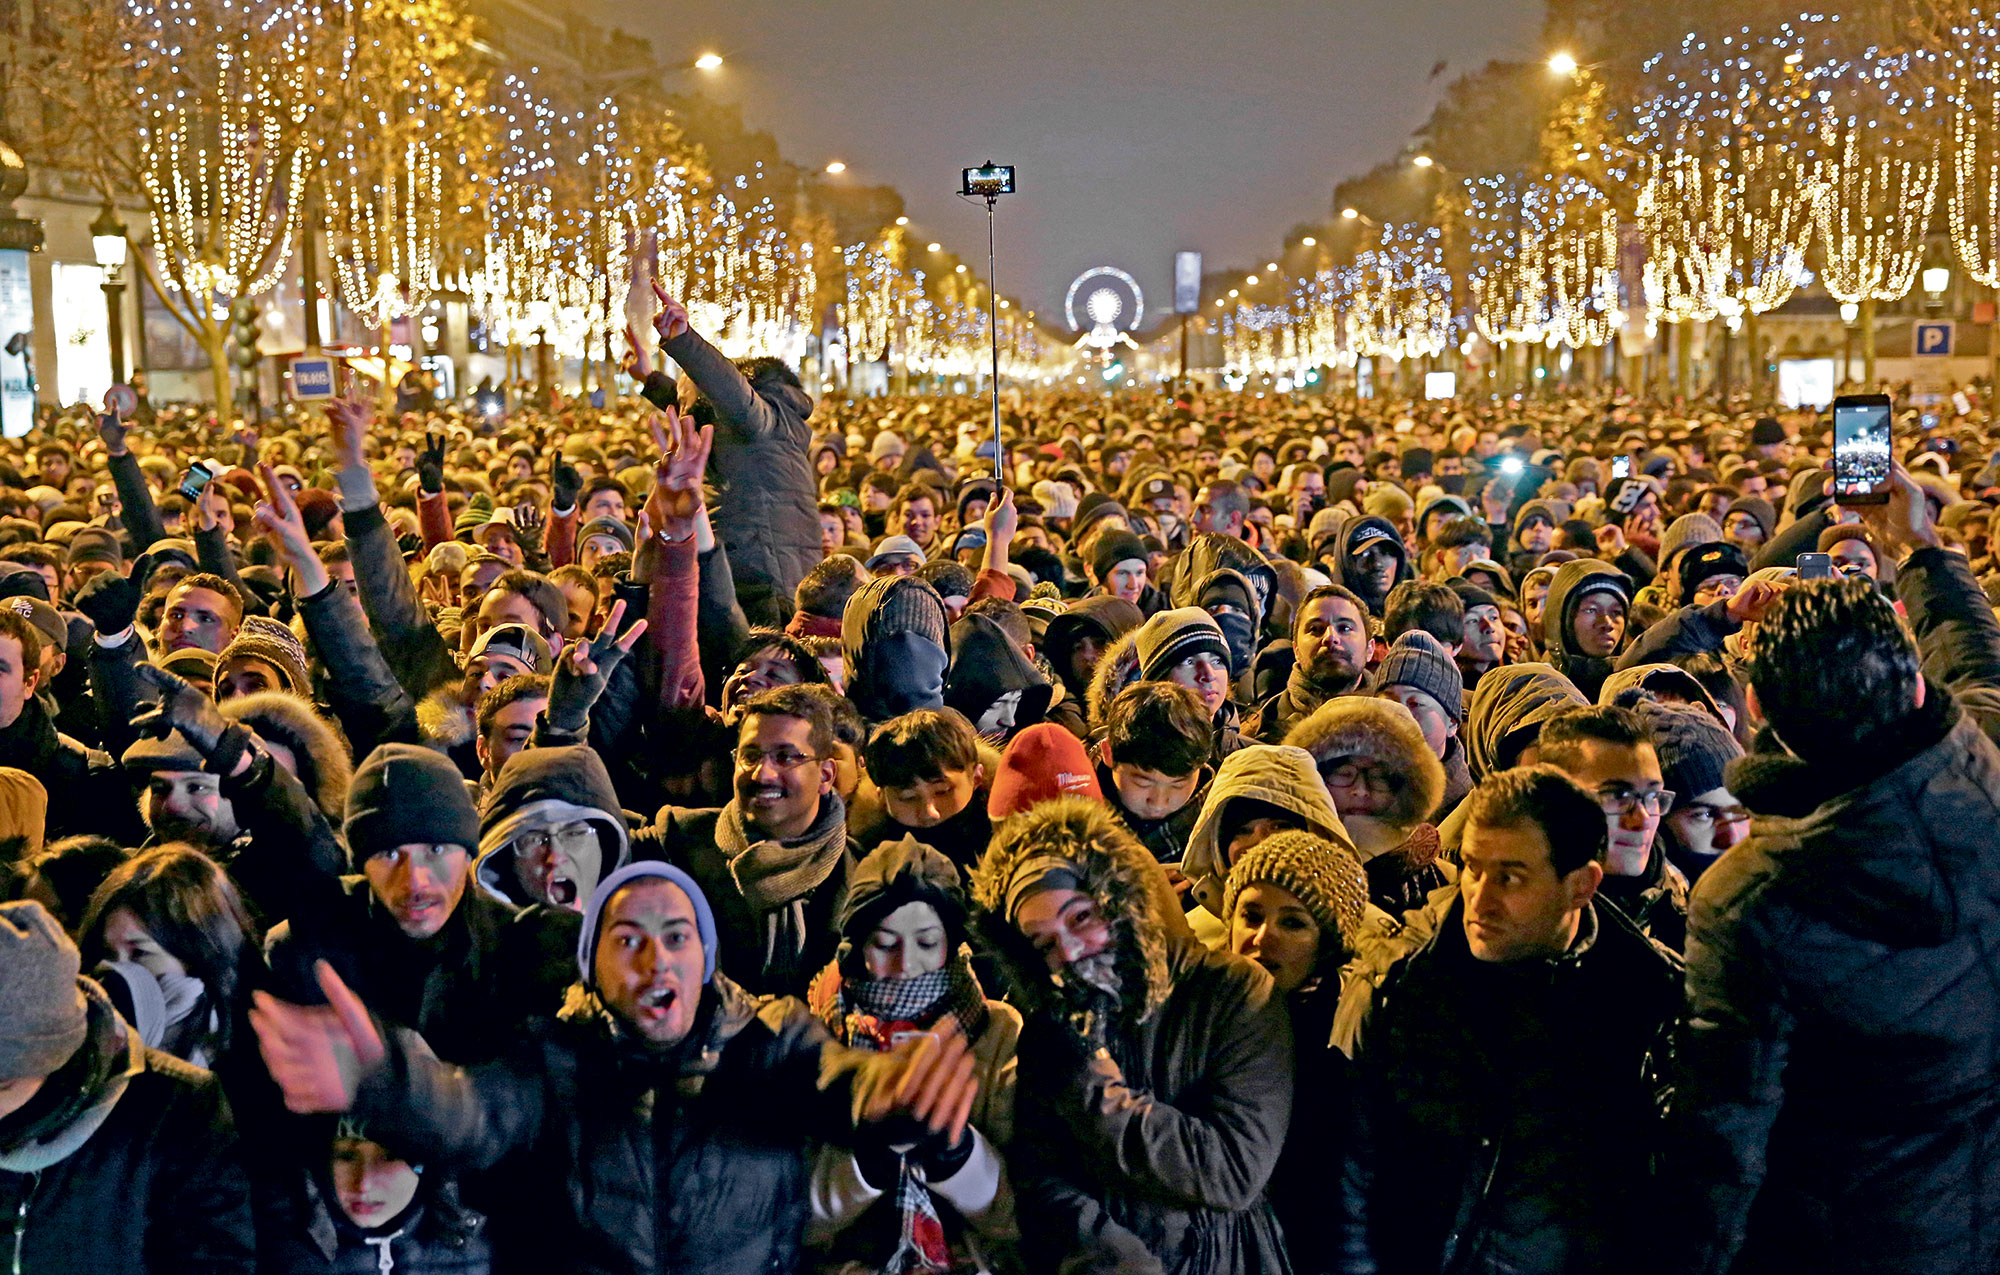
[970,795,1174,1028]
[842,574,951,722]
[1043,596,1144,700]
[474,745,631,907]
[1170,533,1276,616]
[1542,557,1633,659]
[1317,514,1410,607]
[417,686,475,752]
[1282,696,1446,846]
[220,690,353,821]
[945,613,1052,727]
[1463,662,1588,780]
[1084,626,1145,734]
[1182,743,1352,918]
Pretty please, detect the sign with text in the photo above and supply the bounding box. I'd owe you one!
[1914,321,1955,357]
[0,250,32,438]
[1173,251,1202,315]
[289,355,337,400]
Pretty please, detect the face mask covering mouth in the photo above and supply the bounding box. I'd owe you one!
[863,630,949,717]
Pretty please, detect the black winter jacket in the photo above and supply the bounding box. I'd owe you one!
[1339,896,1681,1275]
[259,1172,491,1275]
[0,695,136,843]
[0,982,256,1275]
[351,978,890,1275]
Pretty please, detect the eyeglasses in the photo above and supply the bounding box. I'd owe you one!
[1324,762,1397,792]
[1596,785,1675,817]
[735,747,819,772]
[517,823,599,855]
[1677,802,1749,828]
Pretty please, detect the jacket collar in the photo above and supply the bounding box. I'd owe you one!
[1729,689,1958,820]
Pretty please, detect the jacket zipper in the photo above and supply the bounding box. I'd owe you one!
[11,1171,37,1275]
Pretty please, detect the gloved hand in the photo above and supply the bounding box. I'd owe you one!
[545,600,649,734]
[551,460,581,513]
[98,411,130,457]
[417,430,447,494]
[74,570,140,636]
[132,663,232,755]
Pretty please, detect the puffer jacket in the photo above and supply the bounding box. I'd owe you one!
[970,798,1294,1275]
[0,980,256,1275]
[1181,743,1353,946]
[1672,686,2000,1275]
[659,326,820,625]
[259,1172,491,1275]
[1283,697,1451,916]
[350,976,894,1275]
[1338,894,1681,1275]
[1540,558,1633,702]
[0,694,136,843]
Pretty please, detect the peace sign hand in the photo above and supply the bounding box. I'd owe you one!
[545,599,649,734]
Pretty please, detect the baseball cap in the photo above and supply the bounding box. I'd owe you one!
[865,535,927,571]
[469,622,553,674]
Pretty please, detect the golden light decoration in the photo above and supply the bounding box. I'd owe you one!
[1947,10,2000,286]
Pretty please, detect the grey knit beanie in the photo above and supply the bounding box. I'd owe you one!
[1223,830,1369,952]
[0,901,88,1079]
[1659,513,1723,571]
[1635,701,1742,812]
[1133,607,1229,683]
[1375,630,1465,722]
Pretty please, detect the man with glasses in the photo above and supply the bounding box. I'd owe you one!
[643,681,856,996]
[1634,699,1747,887]
[1537,704,1688,950]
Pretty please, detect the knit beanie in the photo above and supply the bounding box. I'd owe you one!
[988,722,1103,819]
[1133,607,1229,683]
[1636,701,1743,811]
[576,515,636,555]
[1750,416,1786,446]
[344,743,480,865]
[0,901,87,1079]
[1677,542,1749,599]
[1222,830,1369,951]
[454,492,495,540]
[869,430,906,463]
[578,861,719,986]
[218,619,312,697]
[64,526,123,569]
[1031,480,1078,521]
[1090,530,1149,586]
[1375,630,1464,722]
[295,489,342,541]
[1658,513,1723,570]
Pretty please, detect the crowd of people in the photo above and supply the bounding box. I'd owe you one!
[2,281,1998,1275]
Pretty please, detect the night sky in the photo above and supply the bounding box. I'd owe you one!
[597,0,1547,327]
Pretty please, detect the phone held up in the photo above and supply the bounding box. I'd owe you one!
[1796,552,1835,581]
[1831,393,1894,505]
[178,458,216,502]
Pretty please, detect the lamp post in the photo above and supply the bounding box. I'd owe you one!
[90,202,128,385]
[1839,301,1859,388]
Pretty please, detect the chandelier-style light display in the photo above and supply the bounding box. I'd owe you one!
[125,0,319,299]
[1948,9,2000,286]
[1809,36,1941,304]
[1347,222,1454,361]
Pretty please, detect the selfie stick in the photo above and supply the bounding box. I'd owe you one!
[960,162,1015,484]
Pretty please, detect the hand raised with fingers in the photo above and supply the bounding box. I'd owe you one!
[1594,522,1627,557]
[255,462,332,596]
[545,598,650,734]
[325,390,373,471]
[132,663,231,755]
[512,503,547,555]
[624,323,654,380]
[418,430,447,494]
[644,407,712,539]
[195,481,230,534]
[98,411,130,457]
[650,279,690,343]
[982,486,1018,548]
[249,962,384,1115]
[1725,579,1784,625]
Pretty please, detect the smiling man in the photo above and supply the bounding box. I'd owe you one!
[1336,765,1681,1275]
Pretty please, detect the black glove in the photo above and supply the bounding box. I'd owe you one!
[74,570,140,635]
[551,461,581,513]
[132,663,231,754]
[98,412,130,456]
[417,430,446,494]
[640,371,678,413]
[544,624,637,734]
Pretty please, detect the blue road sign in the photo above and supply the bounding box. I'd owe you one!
[290,356,337,399]
[1914,321,1955,357]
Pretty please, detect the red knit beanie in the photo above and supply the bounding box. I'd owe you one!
[987,723,1101,819]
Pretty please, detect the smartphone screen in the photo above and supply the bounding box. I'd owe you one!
[178,461,213,502]
[1796,552,1834,580]
[1611,455,1631,479]
[1833,395,1893,504]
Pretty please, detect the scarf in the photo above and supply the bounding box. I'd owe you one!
[718,791,849,976]
[0,984,140,1173]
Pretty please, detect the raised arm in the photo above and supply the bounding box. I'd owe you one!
[633,407,711,711]
[652,281,780,440]
[98,410,168,551]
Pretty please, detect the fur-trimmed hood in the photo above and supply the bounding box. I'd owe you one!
[1085,627,1144,735]
[1282,696,1447,851]
[1182,744,1352,920]
[221,690,354,820]
[417,686,475,751]
[970,795,1173,1028]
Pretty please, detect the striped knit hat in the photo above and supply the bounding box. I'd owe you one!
[1133,607,1228,683]
[1223,830,1369,951]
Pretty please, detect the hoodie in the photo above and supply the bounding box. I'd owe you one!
[1315,514,1410,616]
[1042,597,1143,703]
[474,746,632,909]
[946,613,1052,738]
[1541,558,1633,701]
[842,575,951,723]
[1181,744,1353,947]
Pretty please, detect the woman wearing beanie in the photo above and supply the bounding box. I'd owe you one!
[804,836,1020,1274]
[1223,830,1370,1275]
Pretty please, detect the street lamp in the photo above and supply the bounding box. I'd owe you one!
[693,52,723,71]
[1340,207,1359,220]
[1301,236,1316,247]
[1839,301,1860,386]
[1548,51,1579,75]
[824,161,847,175]
[1412,154,1435,169]
[1922,266,1952,304]
[89,202,129,385]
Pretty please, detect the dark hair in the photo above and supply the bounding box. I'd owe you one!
[862,471,900,496]
[0,608,40,674]
[1294,584,1370,638]
[1433,516,1494,554]
[864,707,982,789]
[1013,546,1066,588]
[549,564,599,604]
[0,543,59,571]
[80,844,254,1052]
[1673,651,1748,745]
[10,836,128,929]
[1536,705,1653,776]
[1749,578,1920,759]
[1383,580,1465,647]
[1197,478,1250,523]
[796,554,867,620]
[477,672,552,739]
[891,482,940,516]
[490,569,568,638]
[580,475,628,507]
[799,682,866,748]
[963,597,1029,648]
[171,572,246,626]
[1103,681,1212,776]
[733,629,829,686]
[1464,764,1607,875]
[917,559,974,599]
[740,681,840,759]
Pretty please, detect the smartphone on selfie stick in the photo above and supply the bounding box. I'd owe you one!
[1831,393,1894,506]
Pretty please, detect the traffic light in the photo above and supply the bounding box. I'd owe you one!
[228,298,261,369]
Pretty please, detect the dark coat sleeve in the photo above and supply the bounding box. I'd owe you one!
[218,739,351,930]
[108,448,167,552]
[296,576,420,756]
[351,1026,551,1174]
[1616,600,1738,670]
[343,502,459,699]
[87,630,149,761]
[1892,546,2000,741]
[697,543,752,698]
[192,522,248,601]
[152,1065,259,1275]
[1751,509,1832,572]
[663,327,780,441]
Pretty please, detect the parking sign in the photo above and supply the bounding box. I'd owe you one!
[290,356,337,399]
[1914,321,1955,357]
